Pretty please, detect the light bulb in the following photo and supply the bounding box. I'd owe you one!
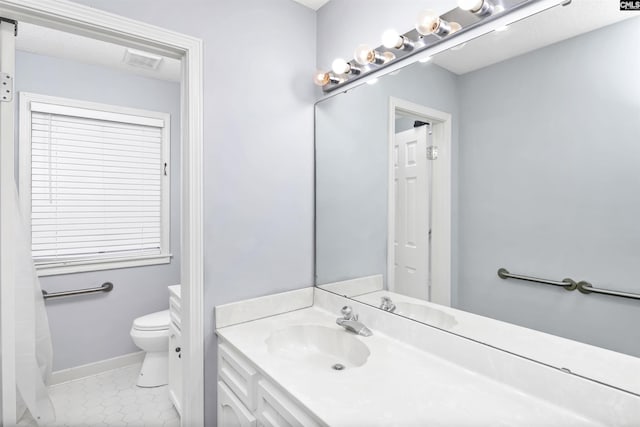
[416,9,440,35]
[313,70,330,86]
[381,29,404,49]
[416,9,451,37]
[458,0,484,12]
[458,0,494,16]
[331,58,351,75]
[354,44,376,65]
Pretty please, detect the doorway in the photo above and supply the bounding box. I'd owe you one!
[0,1,203,425]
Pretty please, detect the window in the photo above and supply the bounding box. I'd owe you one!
[19,92,171,276]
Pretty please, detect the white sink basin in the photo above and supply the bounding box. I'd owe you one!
[265,325,370,369]
[395,302,458,329]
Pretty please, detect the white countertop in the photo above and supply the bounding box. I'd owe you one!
[217,306,604,427]
[354,289,640,397]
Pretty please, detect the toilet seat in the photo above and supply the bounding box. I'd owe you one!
[133,309,170,332]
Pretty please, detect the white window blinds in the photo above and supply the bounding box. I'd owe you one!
[29,101,167,264]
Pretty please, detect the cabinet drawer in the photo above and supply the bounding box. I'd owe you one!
[218,381,257,427]
[255,380,321,427]
[219,342,260,410]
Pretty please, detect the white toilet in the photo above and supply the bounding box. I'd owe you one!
[130,309,170,387]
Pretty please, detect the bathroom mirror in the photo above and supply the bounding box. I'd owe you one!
[315,1,640,361]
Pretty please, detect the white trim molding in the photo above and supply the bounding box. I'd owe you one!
[0,1,204,425]
[0,18,18,426]
[50,352,145,386]
[388,97,452,307]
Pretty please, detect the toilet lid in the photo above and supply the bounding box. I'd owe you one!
[133,309,170,331]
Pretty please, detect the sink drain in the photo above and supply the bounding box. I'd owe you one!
[331,363,346,371]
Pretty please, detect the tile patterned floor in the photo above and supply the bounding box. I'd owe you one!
[18,363,179,427]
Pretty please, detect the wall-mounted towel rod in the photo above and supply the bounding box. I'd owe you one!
[42,282,113,300]
[577,281,640,301]
[497,268,577,290]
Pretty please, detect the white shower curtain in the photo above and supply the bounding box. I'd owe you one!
[11,185,56,424]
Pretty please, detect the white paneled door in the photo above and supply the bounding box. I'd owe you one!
[394,126,431,301]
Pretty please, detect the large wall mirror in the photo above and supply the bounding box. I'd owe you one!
[315,0,640,370]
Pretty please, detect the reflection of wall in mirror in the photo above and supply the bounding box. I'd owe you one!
[15,50,181,370]
[457,16,640,357]
[315,61,459,292]
[316,14,640,358]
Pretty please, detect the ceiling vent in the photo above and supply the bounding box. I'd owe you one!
[123,48,163,70]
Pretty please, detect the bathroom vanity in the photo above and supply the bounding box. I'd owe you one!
[216,288,640,427]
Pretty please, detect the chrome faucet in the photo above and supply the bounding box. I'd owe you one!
[336,306,372,337]
[380,296,396,312]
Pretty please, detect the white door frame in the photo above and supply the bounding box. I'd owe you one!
[0,17,17,425]
[0,1,204,426]
[388,97,451,306]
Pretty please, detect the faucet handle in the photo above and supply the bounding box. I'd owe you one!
[380,296,396,312]
[340,305,357,320]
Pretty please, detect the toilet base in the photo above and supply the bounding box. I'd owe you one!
[137,351,168,387]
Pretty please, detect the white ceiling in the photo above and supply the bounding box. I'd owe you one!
[16,22,181,82]
[434,0,640,75]
[291,0,331,11]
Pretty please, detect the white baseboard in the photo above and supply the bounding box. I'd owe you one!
[50,351,145,385]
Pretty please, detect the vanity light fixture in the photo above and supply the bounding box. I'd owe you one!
[416,9,453,38]
[314,0,550,93]
[458,0,495,16]
[381,29,413,50]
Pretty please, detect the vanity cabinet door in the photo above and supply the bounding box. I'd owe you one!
[255,380,321,427]
[168,322,182,415]
[219,342,260,410]
[218,381,257,427]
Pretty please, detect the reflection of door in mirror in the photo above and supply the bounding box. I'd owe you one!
[392,124,431,301]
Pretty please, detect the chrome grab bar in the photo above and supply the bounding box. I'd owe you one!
[498,268,640,301]
[577,281,640,301]
[497,268,577,291]
[42,282,113,300]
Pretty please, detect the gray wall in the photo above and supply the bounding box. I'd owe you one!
[15,50,182,370]
[456,17,640,356]
[316,62,459,293]
[67,0,316,424]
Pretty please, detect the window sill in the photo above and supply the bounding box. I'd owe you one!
[35,254,172,277]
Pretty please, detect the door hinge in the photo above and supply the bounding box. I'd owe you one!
[0,73,13,102]
[427,146,439,160]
